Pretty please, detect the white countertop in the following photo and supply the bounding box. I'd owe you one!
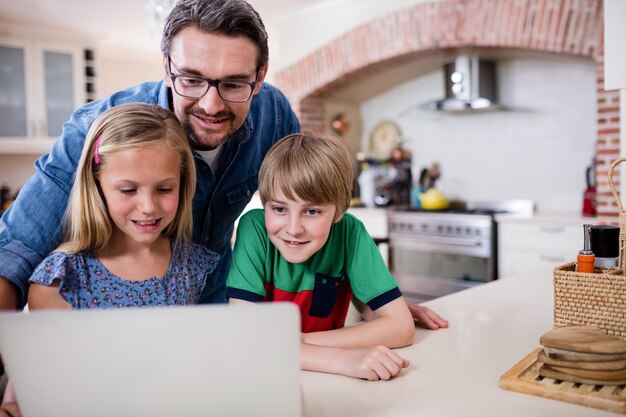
[495,212,616,225]
[300,272,622,417]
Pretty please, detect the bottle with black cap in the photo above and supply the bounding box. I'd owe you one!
[590,224,620,268]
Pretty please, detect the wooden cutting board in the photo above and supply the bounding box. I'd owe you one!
[538,350,626,371]
[541,326,626,354]
[500,348,626,414]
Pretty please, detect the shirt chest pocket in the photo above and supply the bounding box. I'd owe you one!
[309,273,346,318]
[226,175,258,206]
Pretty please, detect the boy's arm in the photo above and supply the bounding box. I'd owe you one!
[302,297,415,349]
[229,298,409,380]
[301,343,409,381]
[354,296,449,330]
[407,303,449,329]
[27,282,71,310]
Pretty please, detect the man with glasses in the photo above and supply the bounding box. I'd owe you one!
[0,0,300,311]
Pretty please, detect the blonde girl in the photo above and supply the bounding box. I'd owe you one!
[27,103,219,309]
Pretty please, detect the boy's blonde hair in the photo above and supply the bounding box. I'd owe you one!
[58,103,196,253]
[259,133,353,219]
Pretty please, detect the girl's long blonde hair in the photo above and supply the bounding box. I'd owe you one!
[57,103,196,253]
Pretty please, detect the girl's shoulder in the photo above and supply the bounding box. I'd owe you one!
[39,250,90,271]
[173,241,220,273]
[30,251,90,285]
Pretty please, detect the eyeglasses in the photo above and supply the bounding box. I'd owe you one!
[166,56,259,103]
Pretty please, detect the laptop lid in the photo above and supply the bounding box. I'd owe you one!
[0,303,301,417]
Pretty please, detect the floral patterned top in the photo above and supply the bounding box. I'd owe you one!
[29,242,219,309]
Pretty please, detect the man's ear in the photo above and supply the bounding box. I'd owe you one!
[334,211,344,223]
[252,65,268,95]
[163,55,172,87]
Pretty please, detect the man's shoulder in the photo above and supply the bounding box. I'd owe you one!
[74,81,167,122]
[256,82,287,99]
[247,82,299,146]
[251,82,294,114]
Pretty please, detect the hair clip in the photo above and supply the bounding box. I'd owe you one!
[94,134,101,164]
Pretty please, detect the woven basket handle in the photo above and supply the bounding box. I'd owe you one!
[608,158,626,273]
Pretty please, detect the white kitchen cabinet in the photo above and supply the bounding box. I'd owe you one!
[497,215,598,279]
[0,36,96,154]
[346,207,388,266]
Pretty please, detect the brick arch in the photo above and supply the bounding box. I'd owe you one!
[276,0,621,216]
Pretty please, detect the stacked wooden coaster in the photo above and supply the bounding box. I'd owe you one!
[539,325,626,385]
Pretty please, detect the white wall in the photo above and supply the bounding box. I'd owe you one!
[267,0,438,76]
[605,0,626,200]
[360,55,597,213]
[0,155,38,193]
[98,52,164,97]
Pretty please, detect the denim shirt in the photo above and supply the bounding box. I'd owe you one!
[0,80,300,307]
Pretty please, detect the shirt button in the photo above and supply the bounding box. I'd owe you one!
[246,190,251,197]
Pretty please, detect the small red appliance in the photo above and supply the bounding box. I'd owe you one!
[582,161,596,217]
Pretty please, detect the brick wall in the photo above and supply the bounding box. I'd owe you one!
[276,0,619,216]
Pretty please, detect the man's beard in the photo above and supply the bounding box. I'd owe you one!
[183,121,228,151]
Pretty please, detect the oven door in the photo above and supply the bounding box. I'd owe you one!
[389,237,494,304]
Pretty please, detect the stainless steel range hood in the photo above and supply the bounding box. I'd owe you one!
[425,55,502,113]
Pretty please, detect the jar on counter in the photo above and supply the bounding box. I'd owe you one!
[590,225,619,267]
[358,163,376,208]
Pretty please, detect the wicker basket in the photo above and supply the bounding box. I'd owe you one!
[553,158,626,339]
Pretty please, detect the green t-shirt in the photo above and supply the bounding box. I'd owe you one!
[226,209,401,332]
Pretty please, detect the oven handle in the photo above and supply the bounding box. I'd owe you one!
[389,235,485,248]
[388,237,490,258]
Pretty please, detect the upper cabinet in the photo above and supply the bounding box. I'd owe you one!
[0,35,96,154]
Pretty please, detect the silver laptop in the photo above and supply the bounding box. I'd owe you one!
[0,303,301,417]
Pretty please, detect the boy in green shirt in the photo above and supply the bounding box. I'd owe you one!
[227,132,446,380]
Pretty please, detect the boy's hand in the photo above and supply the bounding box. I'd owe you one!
[340,345,409,381]
[407,304,449,330]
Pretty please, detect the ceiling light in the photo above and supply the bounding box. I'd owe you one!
[144,0,176,33]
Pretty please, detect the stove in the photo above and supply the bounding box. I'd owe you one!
[387,200,533,303]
